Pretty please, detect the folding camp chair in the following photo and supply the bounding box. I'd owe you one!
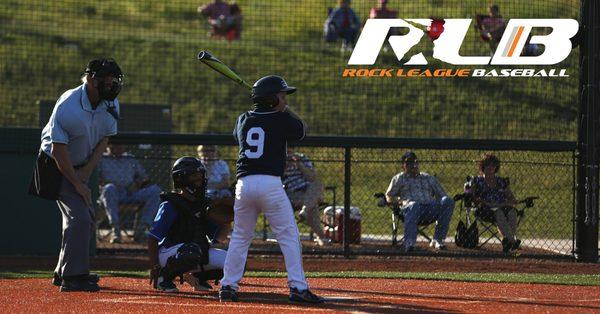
[454,176,538,250]
[373,193,436,246]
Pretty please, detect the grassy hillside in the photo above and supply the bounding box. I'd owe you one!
[0,0,581,140]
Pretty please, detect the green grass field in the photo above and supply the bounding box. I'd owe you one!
[0,0,580,140]
[2,270,598,286]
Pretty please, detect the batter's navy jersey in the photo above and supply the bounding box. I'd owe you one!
[234,109,306,178]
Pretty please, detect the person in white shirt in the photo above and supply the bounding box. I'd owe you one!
[385,151,455,252]
[196,145,231,199]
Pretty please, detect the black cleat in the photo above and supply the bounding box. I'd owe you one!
[53,273,100,287]
[219,285,238,302]
[502,238,511,253]
[511,239,522,251]
[60,277,100,292]
[156,277,179,293]
[289,287,324,304]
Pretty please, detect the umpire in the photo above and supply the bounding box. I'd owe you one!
[31,58,123,292]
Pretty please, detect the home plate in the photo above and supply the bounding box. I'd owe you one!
[323,295,360,301]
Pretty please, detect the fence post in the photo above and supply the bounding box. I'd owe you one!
[343,146,351,257]
[576,0,600,263]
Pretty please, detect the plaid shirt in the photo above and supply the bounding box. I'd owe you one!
[385,172,448,206]
[282,153,313,192]
[203,159,231,190]
[98,153,146,193]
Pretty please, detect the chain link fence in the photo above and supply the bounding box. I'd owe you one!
[0,0,581,140]
[0,0,587,258]
[91,134,575,259]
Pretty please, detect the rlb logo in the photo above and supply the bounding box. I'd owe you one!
[348,19,579,65]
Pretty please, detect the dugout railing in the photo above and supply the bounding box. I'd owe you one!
[1,128,579,260]
[99,132,577,260]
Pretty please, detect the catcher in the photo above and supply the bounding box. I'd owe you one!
[148,157,232,292]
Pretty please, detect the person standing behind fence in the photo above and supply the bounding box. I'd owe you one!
[218,75,323,303]
[35,58,123,292]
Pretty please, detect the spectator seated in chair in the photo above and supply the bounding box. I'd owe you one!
[521,34,541,57]
[385,151,455,252]
[283,149,331,246]
[475,4,506,54]
[369,0,397,19]
[196,144,233,244]
[471,153,526,253]
[197,145,232,200]
[98,143,161,243]
[369,0,398,52]
[324,0,361,52]
[226,3,243,41]
[198,0,242,41]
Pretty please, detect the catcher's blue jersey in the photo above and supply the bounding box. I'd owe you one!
[233,108,305,178]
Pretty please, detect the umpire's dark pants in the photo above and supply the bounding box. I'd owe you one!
[54,179,94,277]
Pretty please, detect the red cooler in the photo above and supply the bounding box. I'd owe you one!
[323,206,361,244]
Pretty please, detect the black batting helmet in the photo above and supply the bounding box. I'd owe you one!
[251,75,296,107]
[171,157,207,198]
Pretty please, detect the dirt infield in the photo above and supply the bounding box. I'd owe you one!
[2,277,599,313]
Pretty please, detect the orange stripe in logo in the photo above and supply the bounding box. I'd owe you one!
[507,26,525,57]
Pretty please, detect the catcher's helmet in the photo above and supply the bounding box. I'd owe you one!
[171,157,207,198]
[251,75,296,107]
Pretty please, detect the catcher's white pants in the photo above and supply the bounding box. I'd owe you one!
[159,243,226,271]
[220,175,308,291]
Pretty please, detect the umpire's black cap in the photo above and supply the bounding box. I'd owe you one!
[85,58,123,78]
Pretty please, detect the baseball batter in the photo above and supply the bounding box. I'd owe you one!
[219,75,324,303]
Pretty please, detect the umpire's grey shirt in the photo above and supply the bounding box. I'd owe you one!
[40,83,119,165]
[40,83,119,278]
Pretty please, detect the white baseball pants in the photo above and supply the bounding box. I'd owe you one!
[220,175,308,291]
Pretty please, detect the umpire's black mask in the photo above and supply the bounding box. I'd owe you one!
[85,58,124,101]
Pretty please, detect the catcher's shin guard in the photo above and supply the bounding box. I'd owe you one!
[161,243,206,282]
[192,269,224,284]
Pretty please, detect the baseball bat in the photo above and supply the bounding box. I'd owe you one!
[197,51,252,89]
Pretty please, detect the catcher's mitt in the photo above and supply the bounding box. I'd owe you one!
[206,196,234,224]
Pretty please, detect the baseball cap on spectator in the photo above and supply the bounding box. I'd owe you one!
[401,151,418,163]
